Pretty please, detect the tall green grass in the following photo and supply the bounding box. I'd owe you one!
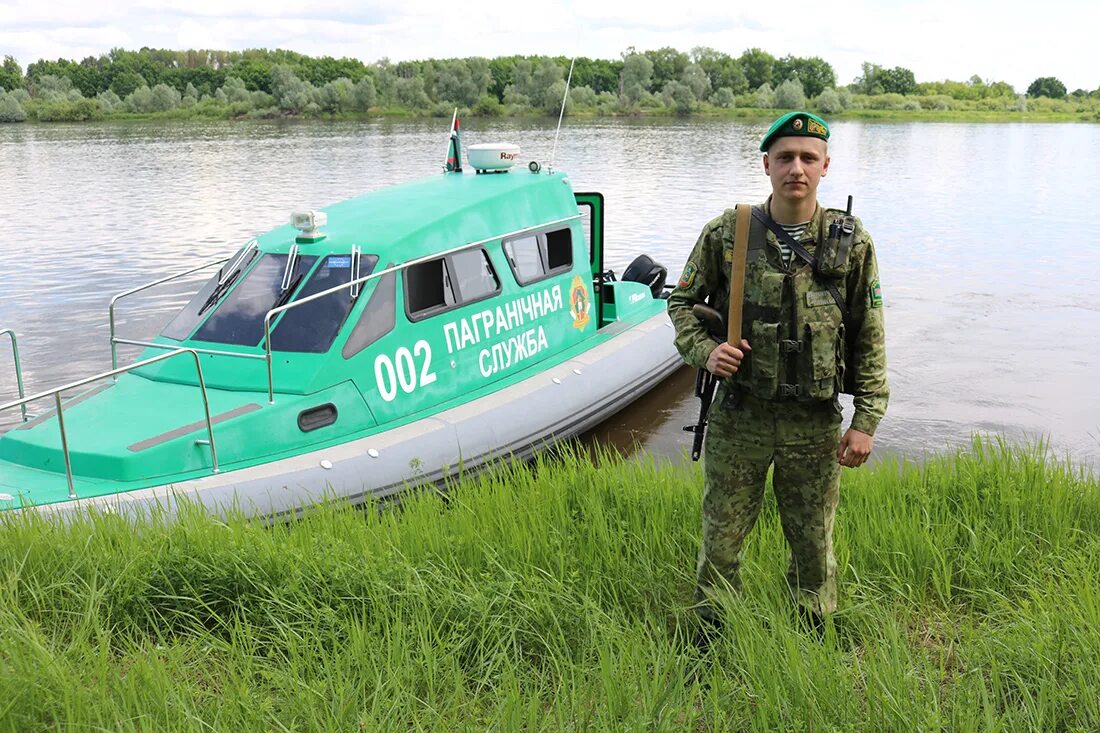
[0,437,1096,731]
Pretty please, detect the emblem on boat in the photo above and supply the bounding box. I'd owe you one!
[569,275,591,331]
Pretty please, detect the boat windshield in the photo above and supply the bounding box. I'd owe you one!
[164,252,379,352]
[189,253,318,347]
[162,244,259,341]
[269,253,379,353]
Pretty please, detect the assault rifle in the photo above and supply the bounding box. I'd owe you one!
[682,303,726,462]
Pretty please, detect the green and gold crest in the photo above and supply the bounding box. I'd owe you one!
[678,262,698,288]
[869,279,883,308]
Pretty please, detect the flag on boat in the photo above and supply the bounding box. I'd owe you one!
[446,111,462,173]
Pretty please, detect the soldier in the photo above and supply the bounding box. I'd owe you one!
[667,111,888,632]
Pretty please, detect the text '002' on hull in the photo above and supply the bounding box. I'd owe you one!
[0,128,682,521]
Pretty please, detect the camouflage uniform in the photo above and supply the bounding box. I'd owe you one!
[667,197,888,618]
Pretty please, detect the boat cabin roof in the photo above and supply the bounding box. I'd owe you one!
[259,169,578,263]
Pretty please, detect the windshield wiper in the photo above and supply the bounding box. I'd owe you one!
[198,268,242,316]
[271,273,304,311]
[197,248,257,317]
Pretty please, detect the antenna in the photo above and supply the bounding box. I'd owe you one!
[549,57,576,173]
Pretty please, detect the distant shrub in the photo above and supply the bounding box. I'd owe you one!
[0,94,26,122]
[353,77,376,111]
[246,106,280,119]
[709,87,736,108]
[221,77,252,105]
[661,80,695,115]
[33,98,100,121]
[569,84,597,108]
[97,89,122,111]
[775,78,806,109]
[755,83,776,108]
[902,98,922,111]
[473,94,502,116]
[816,88,843,114]
[866,93,906,110]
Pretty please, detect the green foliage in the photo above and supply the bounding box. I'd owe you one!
[740,48,775,90]
[0,55,22,93]
[680,63,711,102]
[775,78,806,110]
[816,88,843,115]
[645,47,689,88]
[879,66,917,95]
[709,87,736,109]
[755,82,776,109]
[31,97,100,121]
[568,85,597,109]
[661,80,695,115]
[96,89,122,111]
[353,76,377,112]
[621,54,653,105]
[0,93,27,122]
[6,44,1094,122]
[1027,76,1067,98]
[774,55,836,97]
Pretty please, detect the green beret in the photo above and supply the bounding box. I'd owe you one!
[760,111,830,152]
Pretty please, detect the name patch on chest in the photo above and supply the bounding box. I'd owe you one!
[805,290,834,308]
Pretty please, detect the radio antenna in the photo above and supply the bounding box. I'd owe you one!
[549,57,576,173]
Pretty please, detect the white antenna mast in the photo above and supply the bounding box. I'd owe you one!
[549,57,576,173]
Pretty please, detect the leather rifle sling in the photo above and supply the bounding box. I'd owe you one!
[726,203,751,345]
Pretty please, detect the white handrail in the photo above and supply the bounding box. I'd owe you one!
[0,348,219,498]
[0,329,27,423]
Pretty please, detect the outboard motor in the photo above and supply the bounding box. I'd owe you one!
[621,254,667,299]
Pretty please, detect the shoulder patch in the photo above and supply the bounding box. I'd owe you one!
[679,261,698,288]
[869,279,882,308]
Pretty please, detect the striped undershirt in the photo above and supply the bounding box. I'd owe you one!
[778,222,809,268]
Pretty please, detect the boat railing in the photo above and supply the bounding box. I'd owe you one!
[1,329,27,423]
[108,254,235,373]
[0,348,219,499]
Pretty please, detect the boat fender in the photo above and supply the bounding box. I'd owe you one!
[621,254,668,298]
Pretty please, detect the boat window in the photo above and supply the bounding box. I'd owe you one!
[546,229,573,272]
[162,244,259,341]
[405,247,501,320]
[343,266,397,359]
[191,253,318,346]
[502,228,573,286]
[450,248,500,302]
[503,235,544,283]
[270,254,379,353]
[405,257,456,317]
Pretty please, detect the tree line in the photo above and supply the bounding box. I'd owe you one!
[0,46,1096,123]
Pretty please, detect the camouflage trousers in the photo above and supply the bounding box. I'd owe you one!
[695,389,843,620]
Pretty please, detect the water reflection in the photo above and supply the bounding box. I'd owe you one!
[0,118,1097,469]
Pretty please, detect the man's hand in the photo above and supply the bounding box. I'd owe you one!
[837,428,873,467]
[705,339,751,378]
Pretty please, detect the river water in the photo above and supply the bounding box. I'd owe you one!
[1,118,1098,469]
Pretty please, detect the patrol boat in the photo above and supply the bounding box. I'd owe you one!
[0,130,680,519]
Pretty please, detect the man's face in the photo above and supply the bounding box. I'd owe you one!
[763,136,830,204]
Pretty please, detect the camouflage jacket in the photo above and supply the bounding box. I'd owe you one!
[667,198,889,436]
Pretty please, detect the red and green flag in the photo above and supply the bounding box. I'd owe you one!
[446,111,462,173]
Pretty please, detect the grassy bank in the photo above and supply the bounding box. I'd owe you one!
[0,438,1097,731]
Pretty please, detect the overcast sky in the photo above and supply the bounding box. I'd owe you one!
[0,0,1095,93]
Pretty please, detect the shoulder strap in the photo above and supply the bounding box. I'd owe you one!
[750,206,851,325]
[727,203,751,345]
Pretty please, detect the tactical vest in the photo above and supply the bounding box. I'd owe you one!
[722,204,856,402]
